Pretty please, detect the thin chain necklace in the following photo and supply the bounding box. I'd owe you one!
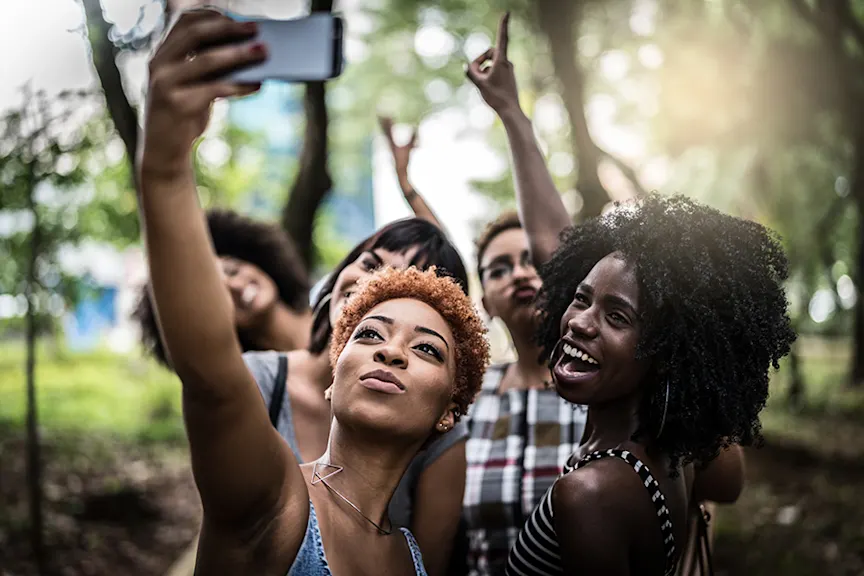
[311,461,392,536]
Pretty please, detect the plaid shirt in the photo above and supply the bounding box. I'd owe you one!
[463,364,587,576]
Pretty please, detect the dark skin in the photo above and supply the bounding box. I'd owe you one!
[139,11,459,574]
[466,9,745,550]
[319,245,467,576]
[548,254,690,575]
[466,12,571,267]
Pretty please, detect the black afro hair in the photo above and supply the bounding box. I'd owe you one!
[536,194,796,469]
[133,209,310,368]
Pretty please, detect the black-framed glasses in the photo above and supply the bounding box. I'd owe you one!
[480,252,535,282]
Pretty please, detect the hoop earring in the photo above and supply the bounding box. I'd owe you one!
[312,292,332,320]
[657,381,670,438]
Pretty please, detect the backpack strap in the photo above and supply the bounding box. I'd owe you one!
[268,353,288,428]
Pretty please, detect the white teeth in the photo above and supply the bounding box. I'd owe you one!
[562,343,598,365]
[241,284,258,305]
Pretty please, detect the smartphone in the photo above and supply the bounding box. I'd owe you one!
[227,13,344,83]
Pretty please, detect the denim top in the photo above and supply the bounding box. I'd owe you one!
[287,500,428,575]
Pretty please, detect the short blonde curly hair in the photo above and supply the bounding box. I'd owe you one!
[330,266,490,419]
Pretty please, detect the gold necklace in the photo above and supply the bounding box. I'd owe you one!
[311,461,392,536]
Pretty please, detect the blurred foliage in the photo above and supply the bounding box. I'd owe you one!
[341,0,864,339]
[0,89,124,333]
[0,341,183,442]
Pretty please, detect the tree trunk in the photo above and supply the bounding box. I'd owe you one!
[535,0,610,220]
[81,0,139,184]
[850,129,864,386]
[787,343,805,407]
[280,0,335,270]
[25,176,45,574]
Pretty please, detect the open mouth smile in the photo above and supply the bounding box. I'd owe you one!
[552,338,601,386]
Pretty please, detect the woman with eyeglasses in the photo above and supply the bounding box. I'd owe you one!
[444,212,584,576]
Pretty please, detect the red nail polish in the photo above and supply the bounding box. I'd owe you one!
[250,42,267,56]
[242,21,258,33]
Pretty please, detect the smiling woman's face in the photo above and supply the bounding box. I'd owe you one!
[217,256,278,330]
[330,298,457,442]
[328,246,421,325]
[549,252,650,406]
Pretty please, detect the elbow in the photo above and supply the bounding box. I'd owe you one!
[693,447,746,504]
[698,479,744,505]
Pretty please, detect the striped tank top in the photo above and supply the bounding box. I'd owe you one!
[505,449,678,576]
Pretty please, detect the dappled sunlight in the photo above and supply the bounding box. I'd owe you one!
[2,0,863,573]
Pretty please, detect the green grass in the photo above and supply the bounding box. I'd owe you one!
[762,336,864,459]
[0,340,185,443]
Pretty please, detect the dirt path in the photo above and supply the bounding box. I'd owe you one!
[3,428,864,575]
[713,440,864,576]
[0,431,200,576]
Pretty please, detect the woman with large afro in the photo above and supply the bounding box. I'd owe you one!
[466,14,792,575]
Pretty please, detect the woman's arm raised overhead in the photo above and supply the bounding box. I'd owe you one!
[138,9,306,534]
[466,13,571,266]
[379,115,446,231]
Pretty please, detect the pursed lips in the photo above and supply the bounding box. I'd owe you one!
[360,369,406,394]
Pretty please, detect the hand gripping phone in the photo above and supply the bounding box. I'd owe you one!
[227,12,344,83]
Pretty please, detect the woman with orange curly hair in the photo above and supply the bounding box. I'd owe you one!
[139,10,479,575]
[137,12,491,573]
[144,244,488,572]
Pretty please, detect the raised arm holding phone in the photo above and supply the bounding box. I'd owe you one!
[139,10,489,575]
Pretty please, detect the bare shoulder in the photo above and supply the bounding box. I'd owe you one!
[550,461,638,574]
[552,458,642,521]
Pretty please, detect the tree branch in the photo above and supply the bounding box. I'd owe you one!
[597,145,647,197]
[788,0,830,35]
[836,0,864,54]
[535,0,611,219]
[280,0,335,269]
[81,0,139,183]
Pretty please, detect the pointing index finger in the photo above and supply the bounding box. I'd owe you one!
[496,12,510,61]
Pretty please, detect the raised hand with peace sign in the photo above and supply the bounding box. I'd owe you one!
[377,115,445,231]
[465,12,522,118]
[379,116,418,193]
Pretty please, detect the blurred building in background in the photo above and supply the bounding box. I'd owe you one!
[49,82,377,353]
[228,82,377,272]
[59,243,146,353]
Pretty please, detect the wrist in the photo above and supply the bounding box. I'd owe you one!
[399,178,416,197]
[499,107,530,129]
[138,154,194,186]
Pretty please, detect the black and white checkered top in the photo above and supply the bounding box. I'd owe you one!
[505,448,678,576]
